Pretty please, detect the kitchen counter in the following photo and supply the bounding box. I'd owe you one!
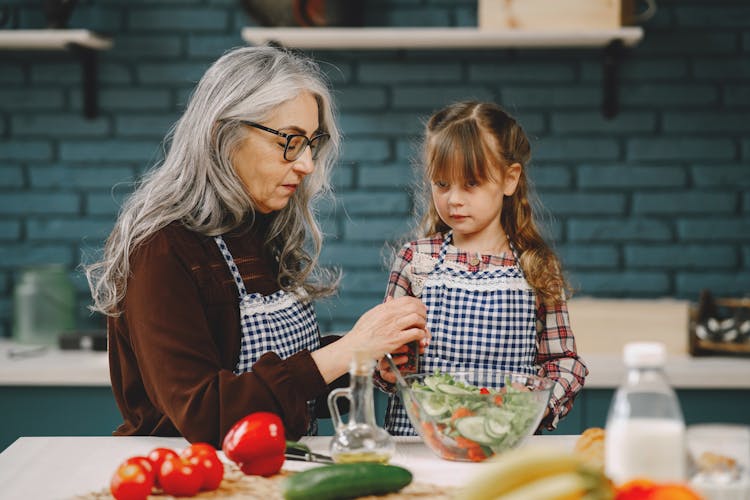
[0,435,577,499]
[2,337,749,389]
[0,339,109,386]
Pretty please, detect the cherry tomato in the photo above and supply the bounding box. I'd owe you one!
[122,456,155,484]
[110,461,153,500]
[180,442,219,461]
[159,456,203,497]
[479,387,490,395]
[147,447,178,488]
[185,453,224,491]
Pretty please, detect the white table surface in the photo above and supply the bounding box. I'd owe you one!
[0,435,576,500]
[2,338,749,389]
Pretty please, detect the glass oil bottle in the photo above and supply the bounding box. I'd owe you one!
[328,350,395,464]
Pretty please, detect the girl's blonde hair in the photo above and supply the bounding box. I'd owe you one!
[85,46,341,316]
[416,101,569,304]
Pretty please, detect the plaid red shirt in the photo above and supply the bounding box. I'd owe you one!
[384,234,588,430]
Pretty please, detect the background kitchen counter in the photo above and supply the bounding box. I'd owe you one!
[2,299,749,451]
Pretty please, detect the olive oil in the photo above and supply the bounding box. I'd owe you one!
[332,451,392,464]
[328,350,396,464]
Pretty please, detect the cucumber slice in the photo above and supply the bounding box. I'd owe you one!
[420,396,449,417]
[455,416,494,445]
[436,383,472,395]
[485,418,511,438]
[423,376,441,391]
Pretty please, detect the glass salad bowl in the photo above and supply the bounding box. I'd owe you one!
[399,371,553,462]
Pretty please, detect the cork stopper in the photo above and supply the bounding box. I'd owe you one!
[350,349,374,376]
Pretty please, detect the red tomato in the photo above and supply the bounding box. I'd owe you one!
[180,442,219,461]
[467,446,488,462]
[222,412,286,476]
[455,436,481,450]
[110,462,153,500]
[159,456,203,497]
[147,447,178,488]
[185,453,224,491]
[479,387,490,395]
[450,407,474,422]
[122,456,155,484]
[615,479,657,500]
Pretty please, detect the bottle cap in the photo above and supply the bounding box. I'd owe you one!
[623,341,666,367]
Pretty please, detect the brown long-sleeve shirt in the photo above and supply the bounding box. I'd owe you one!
[108,219,343,447]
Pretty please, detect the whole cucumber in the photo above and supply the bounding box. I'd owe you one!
[282,462,413,500]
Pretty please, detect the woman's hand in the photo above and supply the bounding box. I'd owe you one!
[347,296,429,360]
[311,296,429,383]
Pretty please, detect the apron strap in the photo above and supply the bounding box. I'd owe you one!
[441,230,525,277]
[437,230,453,266]
[213,235,247,298]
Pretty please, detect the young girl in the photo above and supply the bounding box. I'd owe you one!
[377,101,588,436]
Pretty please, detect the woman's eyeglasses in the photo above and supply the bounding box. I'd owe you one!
[240,121,330,162]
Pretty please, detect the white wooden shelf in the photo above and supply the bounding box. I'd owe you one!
[0,30,113,118]
[241,26,643,50]
[242,26,643,118]
[0,29,112,51]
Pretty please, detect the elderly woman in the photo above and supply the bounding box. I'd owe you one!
[86,46,428,447]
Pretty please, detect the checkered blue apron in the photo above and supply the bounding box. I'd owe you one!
[385,231,538,436]
[214,235,321,434]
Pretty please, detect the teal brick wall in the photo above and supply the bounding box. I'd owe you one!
[1,0,748,337]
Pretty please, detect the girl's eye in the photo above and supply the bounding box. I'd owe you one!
[434,181,448,188]
[466,180,479,188]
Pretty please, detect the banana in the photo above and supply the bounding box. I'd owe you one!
[495,471,587,500]
[454,446,613,500]
[456,446,583,499]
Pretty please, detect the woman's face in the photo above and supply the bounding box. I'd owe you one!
[232,92,321,213]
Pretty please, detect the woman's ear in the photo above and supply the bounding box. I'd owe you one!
[503,162,522,196]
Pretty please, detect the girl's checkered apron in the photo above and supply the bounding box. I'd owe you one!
[385,231,537,436]
[214,235,321,434]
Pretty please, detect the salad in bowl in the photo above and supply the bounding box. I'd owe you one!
[399,371,553,462]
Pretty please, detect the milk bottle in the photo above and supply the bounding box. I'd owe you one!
[605,342,687,484]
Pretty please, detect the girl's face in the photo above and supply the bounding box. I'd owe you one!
[431,162,521,246]
[231,92,320,213]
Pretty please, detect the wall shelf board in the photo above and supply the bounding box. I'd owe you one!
[0,29,112,51]
[0,30,113,119]
[241,26,643,50]
[242,26,643,118]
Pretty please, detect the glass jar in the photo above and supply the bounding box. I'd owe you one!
[328,350,396,464]
[12,264,76,345]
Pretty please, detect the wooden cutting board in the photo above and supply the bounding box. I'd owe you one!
[73,462,454,500]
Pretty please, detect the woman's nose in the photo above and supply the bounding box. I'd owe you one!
[292,147,315,175]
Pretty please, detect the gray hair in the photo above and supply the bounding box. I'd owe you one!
[86,45,341,316]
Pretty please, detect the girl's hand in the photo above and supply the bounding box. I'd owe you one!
[346,296,429,361]
[377,341,428,384]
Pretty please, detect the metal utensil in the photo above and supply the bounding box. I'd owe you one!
[384,352,409,389]
[285,442,334,463]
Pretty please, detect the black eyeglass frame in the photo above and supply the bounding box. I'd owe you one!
[240,120,330,162]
